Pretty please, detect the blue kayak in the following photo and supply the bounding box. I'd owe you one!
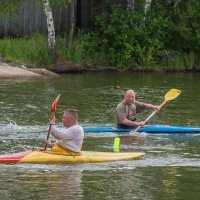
[83,125,200,133]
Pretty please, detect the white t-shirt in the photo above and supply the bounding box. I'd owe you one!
[50,124,84,152]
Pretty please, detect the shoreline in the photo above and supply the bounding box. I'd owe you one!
[1,61,200,79]
[50,61,200,73]
[0,62,59,79]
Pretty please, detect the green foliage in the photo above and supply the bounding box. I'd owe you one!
[0,33,90,68]
[164,54,185,72]
[184,51,196,70]
[56,34,84,65]
[0,0,22,17]
[82,5,167,68]
[56,32,108,67]
[156,0,200,53]
[0,33,52,67]
[1,0,200,71]
[0,0,70,18]
[170,56,185,71]
[81,0,200,69]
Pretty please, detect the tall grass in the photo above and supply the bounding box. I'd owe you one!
[56,35,108,67]
[184,51,196,70]
[0,33,52,68]
[161,51,185,72]
[56,35,85,65]
[0,33,104,68]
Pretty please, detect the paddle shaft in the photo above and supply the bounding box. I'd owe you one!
[131,100,167,134]
[44,112,55,150]
[44,124,52,150]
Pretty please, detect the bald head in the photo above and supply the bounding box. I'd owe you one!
[124,89,135,97]
[124,90,135,105]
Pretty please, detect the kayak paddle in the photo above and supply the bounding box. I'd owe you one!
[129,88,181,136]
[43,94,60,151]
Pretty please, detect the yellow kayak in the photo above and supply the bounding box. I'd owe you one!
[0,150,145,164]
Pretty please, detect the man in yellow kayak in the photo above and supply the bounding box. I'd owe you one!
[116,89,160,128]
[46,109,84,156]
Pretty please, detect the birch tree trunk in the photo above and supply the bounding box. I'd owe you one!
[127,0,134,11]
[42,0,56,61]
[68,0,76,48]
[144,0,152,13]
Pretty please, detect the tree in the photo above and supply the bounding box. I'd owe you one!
[0,0,22,17]
[42,0,56,61]
[127,0,134,11]
[68,0,76,48]
[144,0,152,13]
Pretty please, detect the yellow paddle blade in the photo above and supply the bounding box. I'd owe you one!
[164,88,181,101]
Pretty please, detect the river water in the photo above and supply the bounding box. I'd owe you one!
[0,72,200,200]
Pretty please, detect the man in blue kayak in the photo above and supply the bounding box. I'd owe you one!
[116,89,160,128]
[46,109,84,156]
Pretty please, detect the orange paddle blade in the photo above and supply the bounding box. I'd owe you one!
[50,94,60,113]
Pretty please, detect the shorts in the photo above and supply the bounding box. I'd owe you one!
[52,144,81,156]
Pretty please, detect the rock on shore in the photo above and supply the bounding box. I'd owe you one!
[0,62,59,79]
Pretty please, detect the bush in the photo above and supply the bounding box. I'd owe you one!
[81,5,167,68]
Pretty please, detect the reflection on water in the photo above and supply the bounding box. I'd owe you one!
[0,163,199,200]
[0,167,83,200]
[0,72,200,199]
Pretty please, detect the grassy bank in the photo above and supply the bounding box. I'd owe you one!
[0,34,52,68]
[0,33,199,72]
[0,33,114,70]
[0,33,93,69]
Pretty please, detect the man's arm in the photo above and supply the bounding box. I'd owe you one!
[144,103,160,111]
[121,118,144,127]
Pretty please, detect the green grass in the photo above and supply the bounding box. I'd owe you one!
[0,33,53,68]
[0,33,101,68]
[0,33,198,71]
[184,51,196,70]
[0,33,128,69]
